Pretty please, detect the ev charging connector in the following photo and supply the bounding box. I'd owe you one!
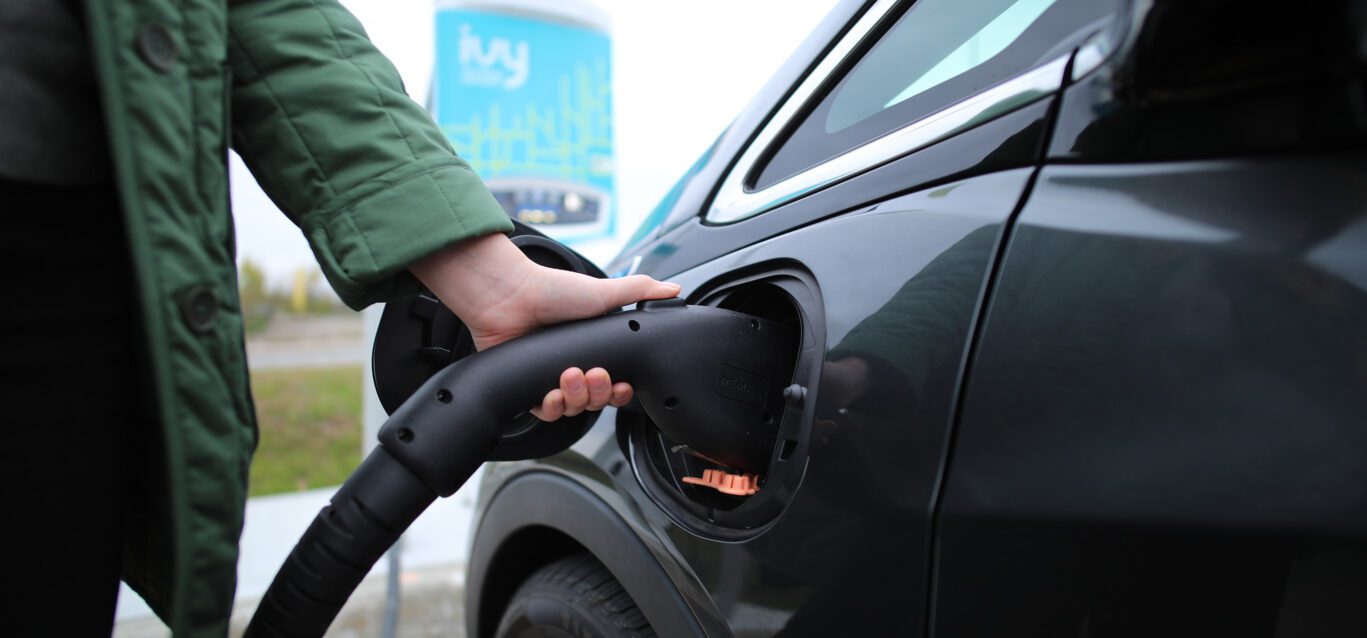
[244,297,796,637]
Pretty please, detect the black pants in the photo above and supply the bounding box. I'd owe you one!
[1,177,139,634]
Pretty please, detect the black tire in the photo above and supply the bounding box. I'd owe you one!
[495,553,657,638]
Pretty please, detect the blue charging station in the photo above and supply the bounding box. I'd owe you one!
[433,0,615,246]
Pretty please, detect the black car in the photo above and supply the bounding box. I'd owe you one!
[466,1,1367,636]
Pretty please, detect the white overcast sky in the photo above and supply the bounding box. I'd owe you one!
[232,0,839,280]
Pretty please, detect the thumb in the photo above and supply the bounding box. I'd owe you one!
[597,275,681,311]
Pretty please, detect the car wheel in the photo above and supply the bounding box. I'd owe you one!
[495,553,656,638]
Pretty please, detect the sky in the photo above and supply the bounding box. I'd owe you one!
[232,0,840,281]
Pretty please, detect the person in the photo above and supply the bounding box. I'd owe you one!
[0,1,674,635]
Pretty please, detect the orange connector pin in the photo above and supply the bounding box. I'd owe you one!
[682,469,760,496]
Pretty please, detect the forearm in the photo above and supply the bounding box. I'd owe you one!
[408,233,533,326]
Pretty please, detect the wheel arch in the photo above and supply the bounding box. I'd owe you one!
[465,471,710,638]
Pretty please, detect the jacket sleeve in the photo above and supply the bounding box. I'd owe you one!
[227,0,513,309]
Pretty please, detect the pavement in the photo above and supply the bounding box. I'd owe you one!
[113,477,480,637]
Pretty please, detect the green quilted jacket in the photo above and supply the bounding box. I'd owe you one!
[84,0,512,633]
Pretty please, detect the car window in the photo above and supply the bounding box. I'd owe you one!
[752,0,1114,190]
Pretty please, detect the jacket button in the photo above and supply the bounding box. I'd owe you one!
[137,24,179,73]
[181,286,219,334]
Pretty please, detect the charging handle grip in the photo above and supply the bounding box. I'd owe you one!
[244,302,792,637]
[379,301,789,496]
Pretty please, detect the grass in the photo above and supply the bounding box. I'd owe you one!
[247,365,363,497]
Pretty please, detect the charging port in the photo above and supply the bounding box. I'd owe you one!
[625,264,823,539]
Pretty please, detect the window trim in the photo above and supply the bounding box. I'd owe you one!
[705,0,1070,225]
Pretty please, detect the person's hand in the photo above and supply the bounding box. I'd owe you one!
[527,366,634,421]
[409,233,680,420]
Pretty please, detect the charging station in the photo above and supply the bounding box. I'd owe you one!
[432,0,616,245]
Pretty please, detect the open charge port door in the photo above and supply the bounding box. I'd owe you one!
[622,265,824,540]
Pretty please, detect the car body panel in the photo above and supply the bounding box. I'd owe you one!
[652,167,1034,635]
[935,157,1367,637]
[927,3,1367,632]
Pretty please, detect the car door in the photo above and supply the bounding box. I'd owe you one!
[933,4,1367,636]
[615,0,1121,634]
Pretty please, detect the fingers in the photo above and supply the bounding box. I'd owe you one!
[598,275,681,311]
[530,389,565,422]
[609,382,633,407]
[531,368,634,422]
[584,368,613,411]
[559,367,589,417]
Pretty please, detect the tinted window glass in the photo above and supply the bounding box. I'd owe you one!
[753,0,1115,190]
